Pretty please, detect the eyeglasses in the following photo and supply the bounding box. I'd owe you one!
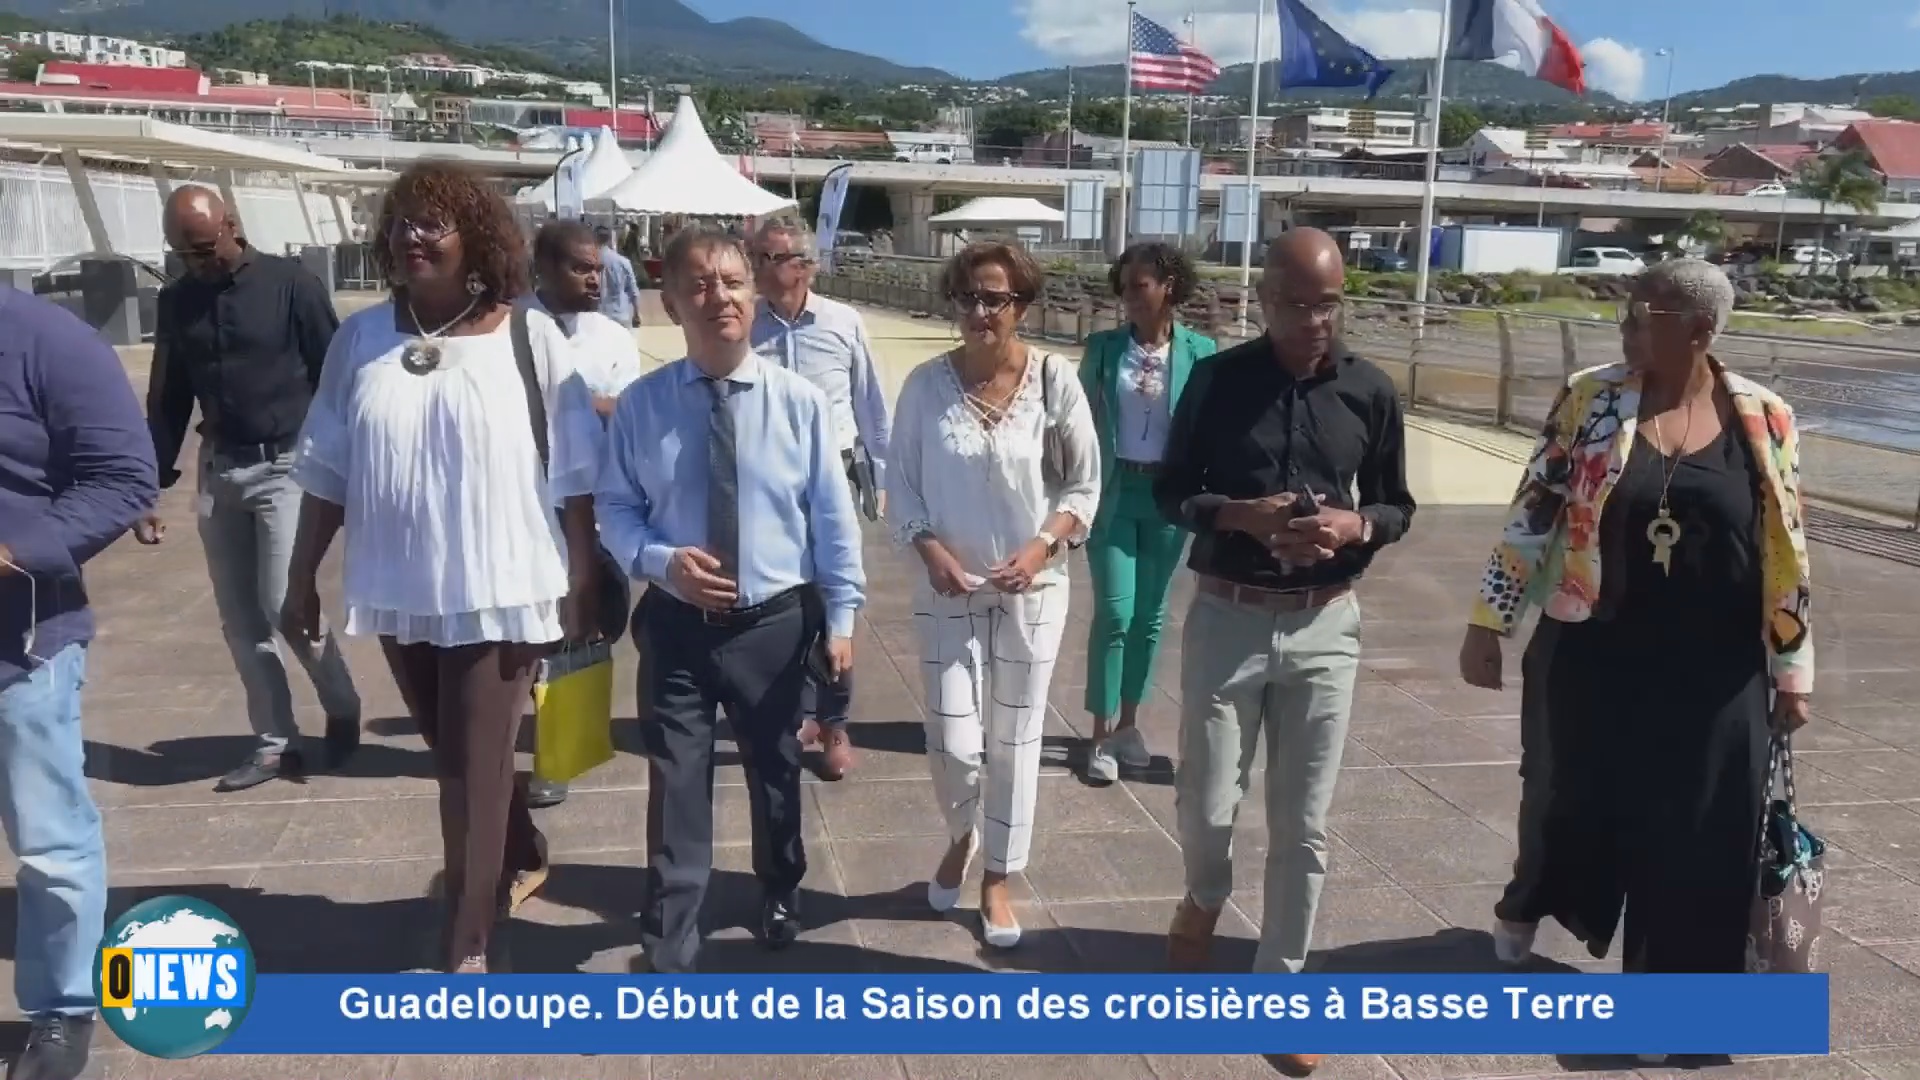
[392,217,454,242]
[169,242,219,263]
[757,252,811,267]
[1273,300,1344,322]
[951,290,1031,315]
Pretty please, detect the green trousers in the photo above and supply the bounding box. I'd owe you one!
[1083,468,1189,718]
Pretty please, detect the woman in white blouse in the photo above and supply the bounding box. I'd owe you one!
[1078,243,1217,784]
[886,240,1100,948]
[279,162,604,974]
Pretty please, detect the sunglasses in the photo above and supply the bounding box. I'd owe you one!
[1619,301,1691,326]
[950,290,1032,315]
[392,217,454,242]
[757,252,812,267]
[1272,300,1344,322]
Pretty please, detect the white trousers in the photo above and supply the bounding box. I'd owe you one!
[915,585,1070,874]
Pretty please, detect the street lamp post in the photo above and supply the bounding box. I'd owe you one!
[1654,47,1676,193]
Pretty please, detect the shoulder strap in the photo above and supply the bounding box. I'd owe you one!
[1038,350,1057,423]
[510,305,549,474]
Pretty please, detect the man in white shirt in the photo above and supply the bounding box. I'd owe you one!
[520,220,646,809]
[749,220,889,781]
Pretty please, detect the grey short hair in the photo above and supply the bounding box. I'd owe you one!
[660,226,751,290]
[1641,258,1737,336]
[753,218,816,257]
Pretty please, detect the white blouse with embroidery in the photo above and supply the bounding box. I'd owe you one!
[291,302,604,647]
[885,348,1101,589]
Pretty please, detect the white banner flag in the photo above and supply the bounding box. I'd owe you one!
[814,163,854,273]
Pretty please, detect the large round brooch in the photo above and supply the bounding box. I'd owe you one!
[400,339,443,375]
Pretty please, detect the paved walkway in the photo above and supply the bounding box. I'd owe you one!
[10,300,1919,1079]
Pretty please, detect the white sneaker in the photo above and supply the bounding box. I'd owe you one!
[1492,919,1537,965]
[1086,740,1120,783]
[1107,726,1152,769]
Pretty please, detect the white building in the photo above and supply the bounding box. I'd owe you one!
[1274,106,1419,152]
[6,31,186,69]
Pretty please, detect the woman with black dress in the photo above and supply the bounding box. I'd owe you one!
[1457,258,1814,981]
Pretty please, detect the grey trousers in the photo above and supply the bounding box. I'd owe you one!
[1175,588,1363,974]
[1496,617,1559,924]
[198,446,360,755]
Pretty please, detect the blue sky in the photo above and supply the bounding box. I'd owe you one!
[688,0,1918,100]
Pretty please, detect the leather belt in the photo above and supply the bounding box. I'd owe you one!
[1116,459,1162,476]
[680,585,804,628]
[211,436,297,465]
[1197,575,1352,613]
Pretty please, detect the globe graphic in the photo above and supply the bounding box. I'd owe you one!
[93,895,255,1059]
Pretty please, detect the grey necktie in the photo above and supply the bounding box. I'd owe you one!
[704,377,739,585]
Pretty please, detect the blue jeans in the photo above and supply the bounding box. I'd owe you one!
[0,642,103,1016]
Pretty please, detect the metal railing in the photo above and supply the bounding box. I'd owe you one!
[816,259,1920,527]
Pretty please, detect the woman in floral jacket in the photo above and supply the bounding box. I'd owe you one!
[1457,258,1813,978]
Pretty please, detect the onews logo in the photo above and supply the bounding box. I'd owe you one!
[94,896,256,1059]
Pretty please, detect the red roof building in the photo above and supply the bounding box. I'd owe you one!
[562,107,659,142]
[0,76,382,134]
[1832,120,1920,190]
[39,59,206,96]
[1549,121,1670,147]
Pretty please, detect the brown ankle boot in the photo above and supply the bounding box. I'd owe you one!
[1166,896,1221,972]
[1266,1053,1322,1077]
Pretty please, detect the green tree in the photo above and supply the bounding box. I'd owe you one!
[1794,150,1881,269]
[1865,94,1920,121]
[1439,103,1483,148]
[1678,210,1727,253]
[5,46,51,82]
[1075,100,1179,141]
[978,102,1058,151]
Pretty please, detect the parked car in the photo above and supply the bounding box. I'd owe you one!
[1557,247,1646,275]
[1791,246,1847,267]
[1350,247,1409,272]
[1745,182,1790,198]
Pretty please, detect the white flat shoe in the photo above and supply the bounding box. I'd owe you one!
[1493,919,1537,965]
[981,911,1022,949]
[927,831,978,913]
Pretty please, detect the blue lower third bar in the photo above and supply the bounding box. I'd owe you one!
[217,974,1829,1055]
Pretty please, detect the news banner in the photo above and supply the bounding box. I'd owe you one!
[98,896,1830,1060]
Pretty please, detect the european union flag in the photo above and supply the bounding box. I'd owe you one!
[1273,0,1394,97]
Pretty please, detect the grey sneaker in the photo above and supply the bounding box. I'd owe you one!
[1107,726,1152,769]
[527,778,568,808]
[9,1013,92,1080]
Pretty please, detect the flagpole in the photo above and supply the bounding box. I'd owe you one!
[1235,0,1263,333]
[1184,8,1197,147]
[1118,0,1136,255]
[1410,0,1452,338]
[1065,65,1075,170]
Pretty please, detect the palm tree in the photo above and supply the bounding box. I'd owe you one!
[1794,150,1882,271]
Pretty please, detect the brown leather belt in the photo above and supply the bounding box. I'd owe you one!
[1197,575,1352,613]
[1116,459,1162,475]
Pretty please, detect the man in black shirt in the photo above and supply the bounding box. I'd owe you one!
[136,186,361,792]
[1154,229,1413,1072]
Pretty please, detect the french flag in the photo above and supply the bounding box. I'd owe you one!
[1450,0,1586,95]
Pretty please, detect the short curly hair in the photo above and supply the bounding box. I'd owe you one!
[939,239,1045,303]
[373,160,527,303]
[1108,241,1198,306]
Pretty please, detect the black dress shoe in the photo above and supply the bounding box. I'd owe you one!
[214,749,302,793]
[324,715,361,768]
[527,778,569,808]
[760,893,801,951]
[8,1013,92,1080]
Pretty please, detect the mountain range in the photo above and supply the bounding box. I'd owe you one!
[8,0,1917,109]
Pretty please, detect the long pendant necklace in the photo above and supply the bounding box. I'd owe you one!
[1645,404,1695,576]
[400,296,481,375]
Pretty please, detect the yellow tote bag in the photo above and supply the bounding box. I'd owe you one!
[532,642,616,783]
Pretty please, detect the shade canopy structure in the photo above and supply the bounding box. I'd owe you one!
[516,127,633,209]
[591,95,795,217]
[0,113,363,176]
[927,196,1065,229]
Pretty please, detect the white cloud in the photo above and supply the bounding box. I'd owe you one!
[1909,5,1920,29]
[1580,37,1647,100]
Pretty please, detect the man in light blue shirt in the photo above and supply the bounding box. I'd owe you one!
[749,219,891,780]
[595,225,642,328]
[599,227,865,974]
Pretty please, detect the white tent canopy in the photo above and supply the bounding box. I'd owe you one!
[928,197,1065,229]
[591,95,795,217]
[516,127,634,209]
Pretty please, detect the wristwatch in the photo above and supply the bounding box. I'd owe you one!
[1358,514,1375,546]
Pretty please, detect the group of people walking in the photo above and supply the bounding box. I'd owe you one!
[0,153,1818,1080]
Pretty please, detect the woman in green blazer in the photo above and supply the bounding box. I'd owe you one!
[1080,242,1217,783]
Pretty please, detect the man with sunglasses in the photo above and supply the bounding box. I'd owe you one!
[139,185,362,793]
[1153,227,1415,1078]
[1,284,157,1080]
[748,220,890,781]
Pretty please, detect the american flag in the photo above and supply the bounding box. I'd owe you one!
[1129,11,1220,93]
